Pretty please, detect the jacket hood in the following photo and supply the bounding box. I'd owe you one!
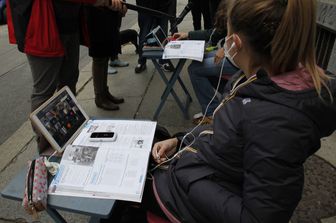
[237,69,336,138]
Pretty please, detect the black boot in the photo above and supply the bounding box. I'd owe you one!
[105,88,125,104]
[95,95,119,111]
[93,57,120,111]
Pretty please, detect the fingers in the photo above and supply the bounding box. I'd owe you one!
[214,55,220,64]
[214,50,224,65]
[152,148,167,164]
[152,143,165,161]
[151,138,178,164]
[152,143,160,160]
[173,33,181,39]
[151,142,170,163]
[172,32,187,40]
[110,0,123,12]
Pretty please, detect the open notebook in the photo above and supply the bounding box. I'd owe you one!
[30,87,157,202]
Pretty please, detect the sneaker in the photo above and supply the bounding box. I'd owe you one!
[108,66,118,75]
[135,63,146,73]
[109,59,129,67]
[193,112,203,120]
[161,62,175,72]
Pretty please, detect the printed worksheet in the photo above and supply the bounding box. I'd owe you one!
[48,120,157,202]
[162,40,205,62]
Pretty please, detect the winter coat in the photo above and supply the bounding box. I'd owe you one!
[188,28,226,46]
[153,69,336,223]
[6,0,97,57]
[86,6,121,57]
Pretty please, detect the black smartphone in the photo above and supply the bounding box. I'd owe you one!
[89,132,117,142]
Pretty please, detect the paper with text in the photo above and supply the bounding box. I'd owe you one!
[48,120,157,202]
[162,40,205,62]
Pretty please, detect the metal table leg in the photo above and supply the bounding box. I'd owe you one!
[46,208,67,223]
[152,59,192,120]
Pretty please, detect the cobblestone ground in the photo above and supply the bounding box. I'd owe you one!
[292,155,336,223]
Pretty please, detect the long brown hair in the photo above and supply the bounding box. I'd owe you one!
[227,0,332,98]
[214,0,228,31]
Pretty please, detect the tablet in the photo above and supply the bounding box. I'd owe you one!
[30,86,89,152]
[145,26,168,49]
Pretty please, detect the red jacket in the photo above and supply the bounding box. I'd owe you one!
[7,0,96,57]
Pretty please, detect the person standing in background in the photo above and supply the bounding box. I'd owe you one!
[134,0,173,73]
[189,0,212,30]
[108,11,130,74]
[7,0,125,153]
[168,0,178,34]
[173,0,237,125]
[86,6,126,110]
[209,0,221,25]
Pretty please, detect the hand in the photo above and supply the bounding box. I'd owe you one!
[214,47,225,65]
[109,0,123,12]
[152,138,178,163]
[172,32,188,40]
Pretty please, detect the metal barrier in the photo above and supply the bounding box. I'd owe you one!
[316,23,336,71]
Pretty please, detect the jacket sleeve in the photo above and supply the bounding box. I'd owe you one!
[188,28,227,46]
[187,110,309,223]
[188,29,214,41]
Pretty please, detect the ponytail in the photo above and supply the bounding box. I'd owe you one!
[272,0,331,99]
[228,0,332,100]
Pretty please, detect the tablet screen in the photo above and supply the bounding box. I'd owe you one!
[153,26,167,48]
[35,90,87,149]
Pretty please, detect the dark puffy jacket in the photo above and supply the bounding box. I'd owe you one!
[188,28,226,46]
[86,7,121,57]
[153,70,336,223]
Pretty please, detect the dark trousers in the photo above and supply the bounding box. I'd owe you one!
[209,0,221,25]
[103,178,168,223]
[137,12,169,64]
[27,33,79,153]
[190,0,212,30]
[28,33,80,112]
[168,0,177,34]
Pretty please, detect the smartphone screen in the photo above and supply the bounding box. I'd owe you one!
[90,132,115,138]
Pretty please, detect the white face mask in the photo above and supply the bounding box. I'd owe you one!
[224,35,239,68]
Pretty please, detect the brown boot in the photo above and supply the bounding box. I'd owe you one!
[95,94,119,110]
[93,57,120,111]
[105,88,124,104]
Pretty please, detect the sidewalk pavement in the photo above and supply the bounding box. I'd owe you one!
[1,7,336,223]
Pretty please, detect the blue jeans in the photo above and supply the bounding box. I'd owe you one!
[188,50,238,116]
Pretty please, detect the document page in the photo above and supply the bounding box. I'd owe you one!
[49,120,157,202]
[162,40,205,62]
[73,120,156,152]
